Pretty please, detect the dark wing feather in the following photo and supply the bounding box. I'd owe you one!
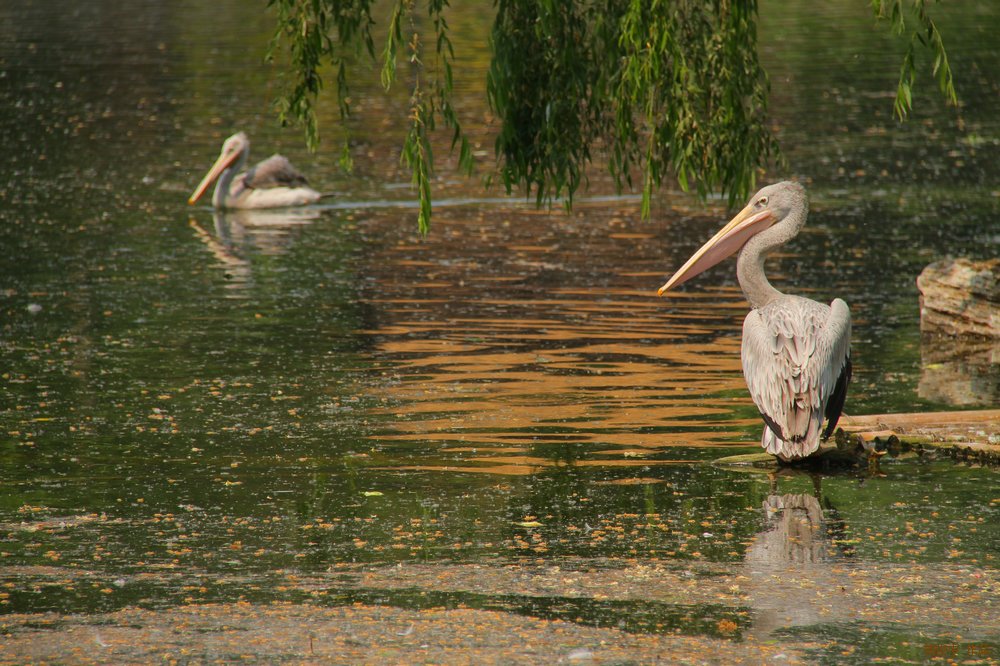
[243,155,309,190]
[822,355,852,440]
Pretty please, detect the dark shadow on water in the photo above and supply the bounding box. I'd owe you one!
[333,588,751,639]
[1,573,751,641]
[778,623,1000,666]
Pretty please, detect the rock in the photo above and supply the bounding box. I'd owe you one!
[917,258,1000,338]
[916,259,1000,403]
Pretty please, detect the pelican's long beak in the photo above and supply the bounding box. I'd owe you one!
[187,148,241,205]
[658,202,775,296]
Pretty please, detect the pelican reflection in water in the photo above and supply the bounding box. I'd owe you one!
[659,182,851,461]
[744,473,853,637]
[188,132,322,209]
[189,208,323,291]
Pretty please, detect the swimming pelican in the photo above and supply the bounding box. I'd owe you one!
[658,181,851,461]
[188,132,322,209]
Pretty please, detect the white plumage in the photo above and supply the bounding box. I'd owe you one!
[188,132,322,209]
[742,296,851,459]
[659,181,851,461]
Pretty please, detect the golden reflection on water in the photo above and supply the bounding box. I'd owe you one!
[358,202,766,473]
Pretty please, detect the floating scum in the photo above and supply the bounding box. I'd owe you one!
[659,182,852,461]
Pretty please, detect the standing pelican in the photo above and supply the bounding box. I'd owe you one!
[188,132,322,209]
[658,182,851,461]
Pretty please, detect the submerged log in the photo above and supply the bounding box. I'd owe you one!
[917,258,1000,338]
[714,409,1000,470]
[840,409,1000,446]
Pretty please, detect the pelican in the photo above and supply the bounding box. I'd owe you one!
[188,132,322,209]
[658,181,851,461]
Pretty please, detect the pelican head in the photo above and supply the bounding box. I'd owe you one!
[658,181,806,296]
[188,132,251,205]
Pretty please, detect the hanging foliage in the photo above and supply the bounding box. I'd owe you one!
[267,0,957,231]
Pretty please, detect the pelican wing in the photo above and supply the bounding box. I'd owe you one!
[741,296,851,459]
[242,155,309,190]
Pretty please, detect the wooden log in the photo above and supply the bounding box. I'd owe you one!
[841,408,1000,431]
[917,258,1000,338]
[713,409,1000,469]
[842,409,1000,452]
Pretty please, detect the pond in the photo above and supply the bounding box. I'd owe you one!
[0,1,998,663]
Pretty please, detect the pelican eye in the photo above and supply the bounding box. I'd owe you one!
[756,196,768,207]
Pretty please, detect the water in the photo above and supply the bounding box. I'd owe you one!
[1,1,998,662]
